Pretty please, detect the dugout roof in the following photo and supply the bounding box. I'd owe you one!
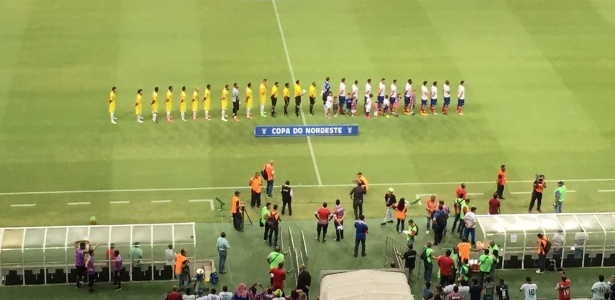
[319,269,413,300]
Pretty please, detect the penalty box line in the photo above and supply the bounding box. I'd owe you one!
[0,178,614,196]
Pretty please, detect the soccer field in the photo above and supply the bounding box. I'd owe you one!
[1,0,615,297]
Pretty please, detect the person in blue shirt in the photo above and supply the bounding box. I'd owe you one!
[354,215,368,257]
[433,205,449,245]
[321,77,331,106]
[422,281,434,300]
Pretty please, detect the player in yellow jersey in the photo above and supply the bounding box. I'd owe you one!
[135,89,144,123]
[165,86,174,122]
[270,81,279,117]
[179,86,187,122]
[191,87,199,121]
[151,87,159,123]
[259,79,267,117]
[309,82,317,115]
[109,87,117,124]
[293,80,303,118]
[203,84,212,121]
[283,83,290,116]
[221,84,229,122]
[245,82,253,119]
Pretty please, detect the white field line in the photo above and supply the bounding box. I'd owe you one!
[598,190,615,193]
[67,202,90,205]
[10,204,36,207]
[188,199,215,210]
[109,201,129,204]
[271,0,322,186]
[0,179,609,196]
[151,200,172,203]
[512,190,576,195]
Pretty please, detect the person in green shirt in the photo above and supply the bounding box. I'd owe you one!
[130,242,143,267]
[554,181,567,214]
[423,242,437,282]
[406,219,418,248]
[478,249,493,284]
[267,246,285,270]
[451,246,460,274]
[261,202,271,240]
[458,199,470,239]
[458,258,470,284]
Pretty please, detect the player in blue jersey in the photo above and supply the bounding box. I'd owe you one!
[321,77,331,106]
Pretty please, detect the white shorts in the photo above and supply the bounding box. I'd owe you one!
[383,99,390,106]
[325,102,332,109]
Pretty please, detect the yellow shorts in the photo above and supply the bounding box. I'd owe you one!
[165,103,172,113]
[135,107,142,115]
[108,104,116,113]
[192,102,198,112]
[260,97,266,106]
[221,101,228,110]
[247,100,253,109]
[152,104,159,113]
[203,101,211,111]
[180,104,186,113]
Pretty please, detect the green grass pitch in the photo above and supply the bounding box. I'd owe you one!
[1,0,615,299]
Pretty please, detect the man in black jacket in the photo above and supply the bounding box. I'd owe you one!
[296,264,312,299]
[349,180,366,219]
[281,180,293,216]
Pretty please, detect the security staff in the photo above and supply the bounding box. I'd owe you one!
[281,181,293,216]
[231,191,243,231]
[529,175,546,213]
[554,181,567,214]
[266,204,281,247]
[249,172,263,208]
[261,202,272,241]
[496,165,507,200]
[349,180,366,220]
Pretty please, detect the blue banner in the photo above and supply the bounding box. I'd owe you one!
[254,124,359,137]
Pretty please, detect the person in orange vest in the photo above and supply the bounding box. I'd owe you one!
[249,172,263,208]
[356,172,369,193]
[231,191,243,231]
[174,249,188,289]
[536,233,549,274]
[529,174,546,213]
[496,165,507,200]
[263,160,275,198]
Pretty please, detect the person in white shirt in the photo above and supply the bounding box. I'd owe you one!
[552,230,565,258]
[377,78,386,113]
[183,288,197,300]
[404,79,413,115]
[520,277,538,300]
[574,229,588,258]
[218,285,233,300]
[339,78,347,115]
[325,91,333,118]
[389,79,398,116]
[463,207,477,245]
[591,275,608,300]
[420,81,429,115]
[457,80,465,115]
[195,290,207,300]
[165,245,175,266]
[365,79,372,118]
[207,288,220,300]
[442,80,451,115]
[430,81,438,115]
[350,80,359,116]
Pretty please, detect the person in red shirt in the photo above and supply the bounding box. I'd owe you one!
[438,249,455,286]
[270,262,286,293]
[314,202,333,242]
[556,275,571,300]
[488,193,501,215]
[105,243,116,266]
[165,285,182,300]
[456,183,467,199]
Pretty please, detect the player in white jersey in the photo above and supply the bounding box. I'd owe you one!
[389,79,398,116]
[520,277,538,300]
[365,79,372,118]
[442,80,451,115]
[325,91,333,118]
[591,275,608,300]
[339,78,347,114]
[457,80,466,115]
[377,78,386,114]
[420,81,429,115]
[350,80,359,116]
[403,79,413,115]
[429,81,438,115]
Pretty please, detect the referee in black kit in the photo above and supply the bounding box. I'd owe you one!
[281,180,293,216]
[294,80,302,118]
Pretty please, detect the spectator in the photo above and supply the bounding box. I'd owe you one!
[217,232,231,274]
[209,288,220,300]
[490,250,499,279]
[105,243,116,265]
[443,278,456,295]
[463,207,477,245]
[270,262,286,293]
[458,280,471,299]
[609,276,615,300]
[333,199,346,242]
[401,244,417,283]
[438,250,455,286]
[552,230,565,258]
[315,202,333,242]
[496,279,509,300]
[469,278,482,300]
[423,281,434,300]
[592,275,608,300]
[574,229,588,259]
[555,274,571,300]
[180,260,191,291]
[193,267,205,293]
[436,285,445,299]
[272,289,285,300]
[488,193,500,215]
[165,244,175,266]
[233,283,250,300]
[183,288,196,300]
[130,242,143,267]
[166,285,183,300]
[423,241,437,282]
[445,285,463,300]
[196,289,206,300]
[267,246,285,281]
[288,290,304,300]
[219,285,233,300]
[296,264,312,299]
[483,276,496,300]
[451,247,460,275]
[520,277,538,300]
